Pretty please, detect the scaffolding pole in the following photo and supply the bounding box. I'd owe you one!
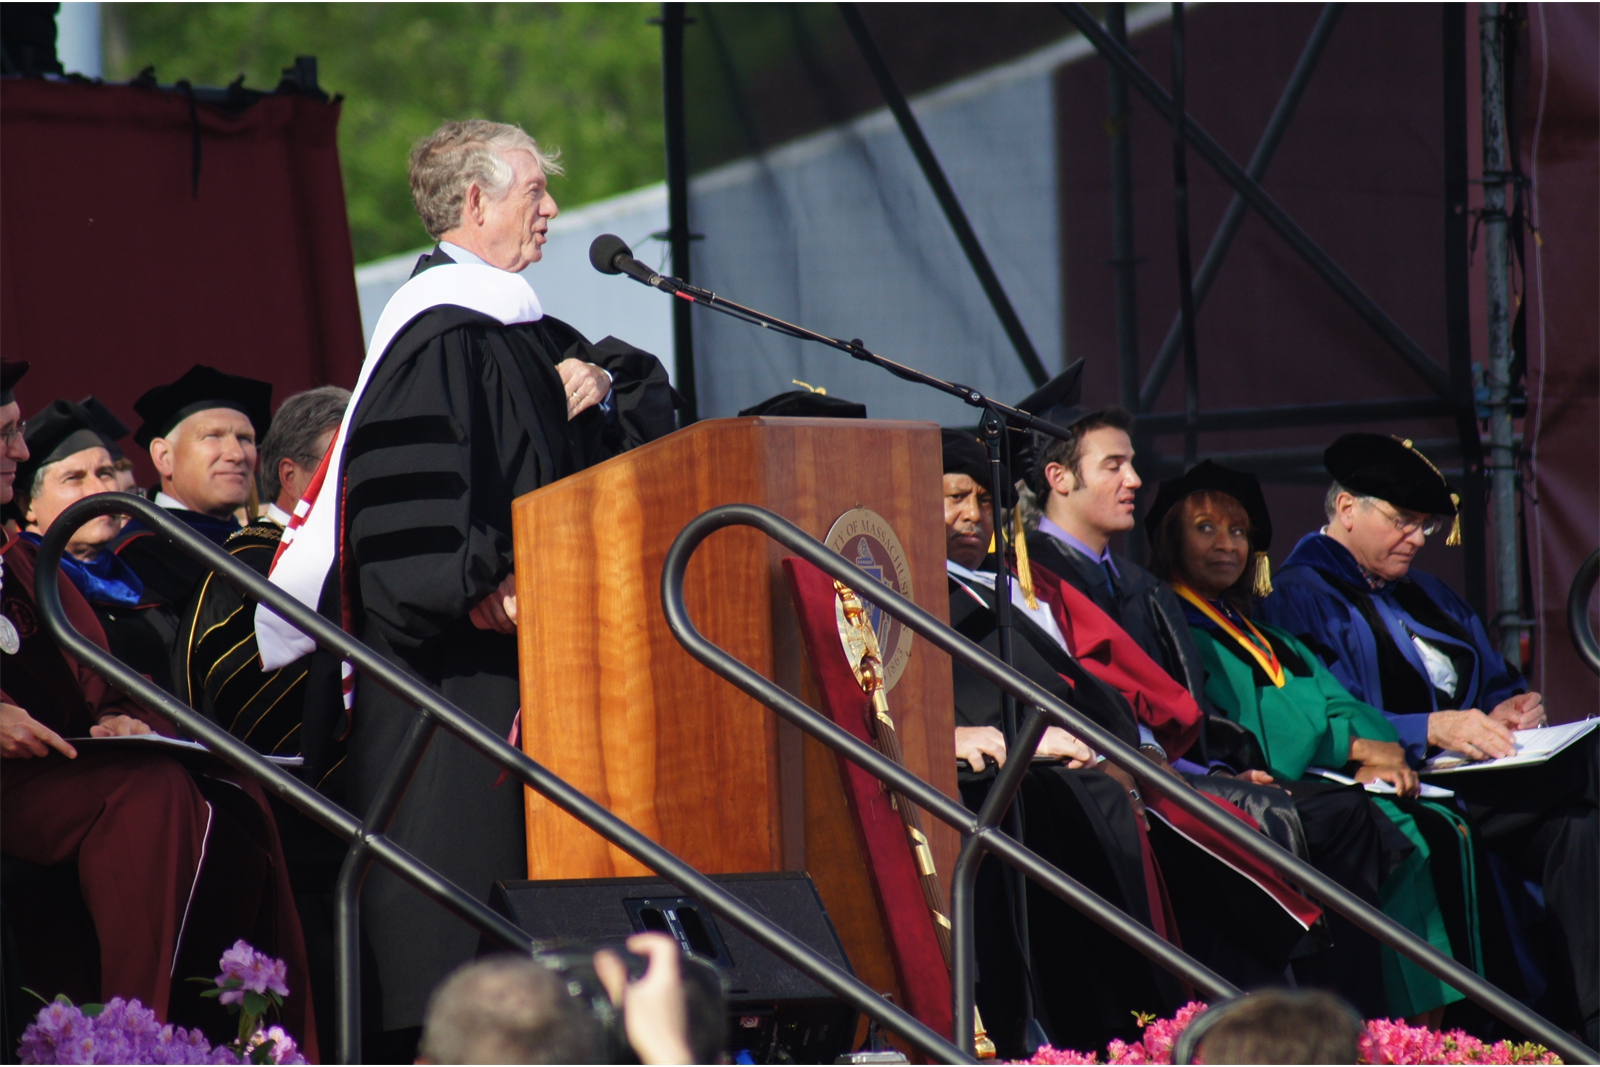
[1479,2,1522,663]
[1107,4,1140,414]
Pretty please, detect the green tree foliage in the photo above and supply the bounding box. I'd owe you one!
[104,3,665,263]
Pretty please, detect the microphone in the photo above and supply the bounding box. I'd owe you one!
[589,234,667,290]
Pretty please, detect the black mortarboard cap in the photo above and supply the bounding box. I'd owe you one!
[738,389,866,419]
[1013,360,1089,494]
[133,364,273,448]
[0,360,28,406]
[1145,459,1273,553]
[941,428,1015,508]
[18,400,111,491]
[1324,433,1458,517]
[79,395,130,461]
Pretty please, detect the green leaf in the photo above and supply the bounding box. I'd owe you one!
[81,1003,104,1018]
[103,3,667,264]
[243,991,268,1017]
[20,988,52,1007]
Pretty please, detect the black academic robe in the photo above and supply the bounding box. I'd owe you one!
[966,564,1396,1017]
[108,501,242,692]
[172,520,315,763]
[341,249,675,1031]
[947,575,1181,1056]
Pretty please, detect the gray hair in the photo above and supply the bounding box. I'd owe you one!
[409,120,564,239]
[418,956,601,1065]
[259,386,350,503]
[1324,480,1379,521]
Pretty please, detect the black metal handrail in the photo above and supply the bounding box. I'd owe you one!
[31,495,969,1064]
[1568,549,1600,677]
[660,505,1598,1064]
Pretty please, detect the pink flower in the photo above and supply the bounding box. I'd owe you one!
[1021,1047,1102,1065]
[246,1026,308,1065]
[214,940,290,1005]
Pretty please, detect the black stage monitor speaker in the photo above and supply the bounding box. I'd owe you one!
[487,871,858,1064]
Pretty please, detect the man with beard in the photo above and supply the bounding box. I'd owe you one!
[257,119,675,1052]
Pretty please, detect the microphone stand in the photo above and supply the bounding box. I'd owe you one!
[626,264,1064,1052]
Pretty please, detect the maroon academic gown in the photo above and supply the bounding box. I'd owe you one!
[0,534,318,1059]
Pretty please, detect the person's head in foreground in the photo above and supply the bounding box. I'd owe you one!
[418,932,701,1065]
[134,364,273,519]
[411,119,563,273]
[15,400,123,561]
[1176,989,1363,1064]
[1321,433,1459,583]
[257,385,351,517]
[1146,459,1274,609]
[416,954,606,1064]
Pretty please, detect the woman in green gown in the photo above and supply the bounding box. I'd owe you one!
[1146,461,1481,1024]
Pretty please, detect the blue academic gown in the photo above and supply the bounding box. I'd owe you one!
[1259,532,1523,765]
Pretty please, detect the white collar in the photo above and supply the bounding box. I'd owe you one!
[155,490,192,512]
[265,502,292,527]
[945,558,996,588]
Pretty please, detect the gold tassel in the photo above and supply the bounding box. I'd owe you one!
[1447,493,1462,546]
[1251,551,1273,597]
[1013,507,1038,609]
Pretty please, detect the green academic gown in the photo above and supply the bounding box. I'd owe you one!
[1189,615,1467,1017]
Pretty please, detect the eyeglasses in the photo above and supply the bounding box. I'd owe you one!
[0,420,27,446]
[1372,500,1445,538]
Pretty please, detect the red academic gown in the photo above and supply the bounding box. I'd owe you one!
[0,534,318,1059]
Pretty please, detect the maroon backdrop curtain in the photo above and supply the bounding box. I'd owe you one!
[1520,2,1599,720]
[0,77,365,483]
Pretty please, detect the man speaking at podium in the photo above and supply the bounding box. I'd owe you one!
[257,120,674,1046]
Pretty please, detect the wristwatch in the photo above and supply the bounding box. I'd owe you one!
[1138,742,1168,763]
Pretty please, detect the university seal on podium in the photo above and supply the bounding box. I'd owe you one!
[824,507,913,691]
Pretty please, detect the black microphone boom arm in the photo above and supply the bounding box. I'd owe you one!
[586,236,1072,445]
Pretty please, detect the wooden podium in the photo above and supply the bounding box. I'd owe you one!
[512,417,958,1002]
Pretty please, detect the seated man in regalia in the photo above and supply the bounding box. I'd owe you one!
[109,364,275,673]
[1261,432,1598,1044]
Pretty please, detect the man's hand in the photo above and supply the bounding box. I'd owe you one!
[1427,709,1516,761]
[955,725,1008,770]
[1099,760,1147,827]
[1233,769,1277,786]
[1,703,77,759]
[90,714,152,738]
[1037,726,1094,768]
[1489,691,1545,730]
[469,573,518,633]
[593,933,692,1065]
[557,359,613,420]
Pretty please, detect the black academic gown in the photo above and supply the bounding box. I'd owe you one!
[341,248,675,1031]
[947,574,1183,1057]
[107,500,242,692]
